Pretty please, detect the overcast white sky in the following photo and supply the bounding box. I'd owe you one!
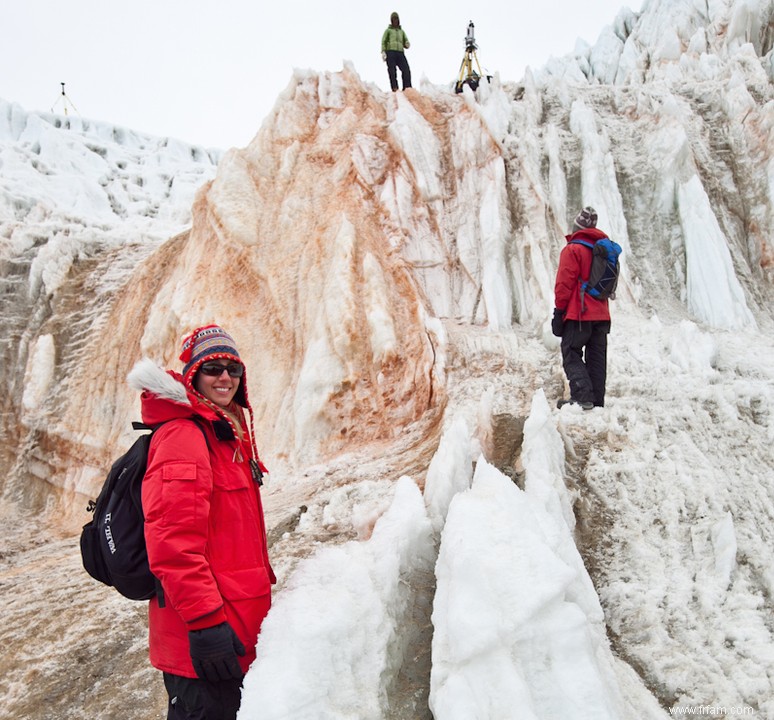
[2,0,643,150]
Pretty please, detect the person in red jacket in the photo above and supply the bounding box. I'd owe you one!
[128,325,275,720]
[552,207,612,409]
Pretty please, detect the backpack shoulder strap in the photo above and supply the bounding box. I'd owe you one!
[568,239,595,250]
[567,239,596,314]
[133,417,210,449]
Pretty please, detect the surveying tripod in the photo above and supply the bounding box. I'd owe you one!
[51,83,80,116]
[455,22,488,93]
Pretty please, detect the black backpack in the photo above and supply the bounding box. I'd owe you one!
[570,237,622,311]
[79,419,205,602]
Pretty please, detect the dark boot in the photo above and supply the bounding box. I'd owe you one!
[557,398,594,410]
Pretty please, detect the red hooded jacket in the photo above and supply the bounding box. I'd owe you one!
[129,360,275,678]
[554,227,612,322]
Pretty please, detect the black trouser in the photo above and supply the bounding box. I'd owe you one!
[560,320,611,407]
[163,673,242,720]
[386,50,411,90]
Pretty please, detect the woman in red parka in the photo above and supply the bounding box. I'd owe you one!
[128,325,275,720]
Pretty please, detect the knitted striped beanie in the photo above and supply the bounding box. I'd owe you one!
[179,325,245,406]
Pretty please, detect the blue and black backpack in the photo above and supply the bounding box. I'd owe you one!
[570,237,622,312]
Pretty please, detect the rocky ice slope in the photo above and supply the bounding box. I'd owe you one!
[1,0,774,717]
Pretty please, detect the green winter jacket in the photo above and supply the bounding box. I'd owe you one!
[382,26,410,53]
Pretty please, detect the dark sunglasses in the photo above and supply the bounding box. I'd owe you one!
[199,361,244,378]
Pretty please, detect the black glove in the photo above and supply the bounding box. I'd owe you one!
[551,308,565,337]
[188,622,246,682]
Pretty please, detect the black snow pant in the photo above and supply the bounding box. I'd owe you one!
[560,320,611,407]
[163,673,243,720]
[386,50,412,91]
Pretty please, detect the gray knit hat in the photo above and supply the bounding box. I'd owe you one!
[573,206,598,230]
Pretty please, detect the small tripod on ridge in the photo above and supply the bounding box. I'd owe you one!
[455,21,490,93]
[50,82,80,116]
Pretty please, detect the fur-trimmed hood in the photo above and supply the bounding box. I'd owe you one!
[127,358,191,407]
[126,358,214,428]
[127,357,264,470]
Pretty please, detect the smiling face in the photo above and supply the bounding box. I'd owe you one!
[194,359,241,408]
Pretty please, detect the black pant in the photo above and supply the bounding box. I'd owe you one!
[386,50,411,90]
[560,320,611,407]
[163,673,242,720]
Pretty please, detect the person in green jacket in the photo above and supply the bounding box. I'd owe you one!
[381,11,412,91]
